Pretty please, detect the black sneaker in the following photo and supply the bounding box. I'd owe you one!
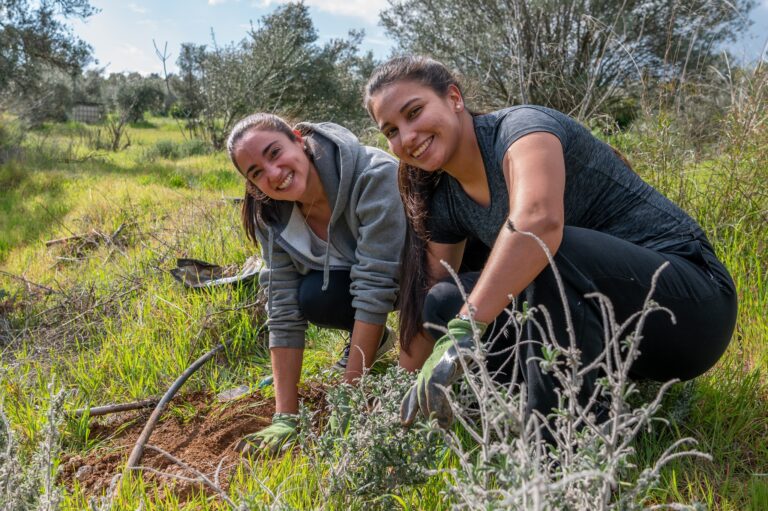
[333,326,396,370]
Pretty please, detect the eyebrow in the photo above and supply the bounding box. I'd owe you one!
[379,97,421,130]
[245,141,278,176]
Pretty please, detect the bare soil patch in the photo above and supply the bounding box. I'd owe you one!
[60,385,327,501]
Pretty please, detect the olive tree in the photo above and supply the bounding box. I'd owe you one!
[174,2,372,149]
[381,0,755,120]
[0,0,96,100]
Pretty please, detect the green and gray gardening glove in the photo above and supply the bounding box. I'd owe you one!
[400,317,487,428]
[238,412,298,456]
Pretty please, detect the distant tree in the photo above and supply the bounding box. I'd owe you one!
[281,30,377,133]
[381,0,756,120]
[177,2,373,148]
[13,69,74,124]
[0,0,96,99]
[116,79,164,123]
[172,43,206,119]
[195,2,319,148]
[72,68,106,105]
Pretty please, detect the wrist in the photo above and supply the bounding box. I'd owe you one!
[272,412,299,425]
[449,315,489,336]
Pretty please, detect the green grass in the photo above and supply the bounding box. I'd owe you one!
[0,105,766,509]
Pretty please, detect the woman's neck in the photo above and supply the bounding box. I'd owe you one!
[443,112,485,186]
[299,163,331,224]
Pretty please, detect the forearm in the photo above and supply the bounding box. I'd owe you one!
[271,347,304,413]
[344,319,385,383]
[461,220,562,324]
[398,331,435,372]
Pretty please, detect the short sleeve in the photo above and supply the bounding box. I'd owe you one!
[493,107,568,165]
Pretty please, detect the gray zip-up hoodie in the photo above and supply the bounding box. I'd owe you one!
[252,122,405,349]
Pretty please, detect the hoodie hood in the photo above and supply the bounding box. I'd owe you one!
[251,121,404,349]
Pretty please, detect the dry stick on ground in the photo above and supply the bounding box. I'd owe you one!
[0,270,57,294]
[70,399,159,418]
[134,445,237,509]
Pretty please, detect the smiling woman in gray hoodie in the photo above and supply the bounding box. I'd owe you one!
[226,113,405,454]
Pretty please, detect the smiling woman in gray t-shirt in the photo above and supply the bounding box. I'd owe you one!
[365,56,737,431]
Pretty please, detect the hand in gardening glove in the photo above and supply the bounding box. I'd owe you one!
[238,412,298,456]
[400,317,487,428]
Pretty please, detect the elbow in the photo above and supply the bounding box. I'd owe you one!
[512,210,564,255]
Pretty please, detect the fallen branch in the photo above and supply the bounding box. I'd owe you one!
[124,337,235,470]
[44,233,91,247]
[71,398,159,418]
[45,222,132,248]
[0,270,57,294]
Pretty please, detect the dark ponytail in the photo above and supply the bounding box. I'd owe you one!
[397,163,442,353]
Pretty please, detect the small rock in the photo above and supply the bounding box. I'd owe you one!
[217,384,251,402]
[75,465,93,480]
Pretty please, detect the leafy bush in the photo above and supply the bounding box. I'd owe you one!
[424,244,710,510]
[141,138,211,162]
[0,381,64,510]
[302,367,444,502]
[0,119,25,164]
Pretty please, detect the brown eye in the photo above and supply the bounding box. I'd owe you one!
[408,106,422,119]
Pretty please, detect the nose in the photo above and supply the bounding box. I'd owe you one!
[264,163,282,186]
[399,125,418,152]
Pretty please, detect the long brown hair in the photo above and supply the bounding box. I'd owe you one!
[226,113,313,243]
[364,56,465,353]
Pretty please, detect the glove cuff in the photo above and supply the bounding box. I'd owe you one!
[272,412,299,426]
[447,316,488,337]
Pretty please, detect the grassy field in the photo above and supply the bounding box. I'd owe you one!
[0,100,766,510]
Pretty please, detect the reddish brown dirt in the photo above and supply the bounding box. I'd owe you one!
[59,386,326,502]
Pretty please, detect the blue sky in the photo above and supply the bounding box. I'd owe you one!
[71,0,768,76]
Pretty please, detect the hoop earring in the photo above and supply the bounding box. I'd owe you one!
[245,179,267,201]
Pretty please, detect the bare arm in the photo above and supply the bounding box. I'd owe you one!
[426,239,466,284]
[344,319,385,383]
[459,132,565,323]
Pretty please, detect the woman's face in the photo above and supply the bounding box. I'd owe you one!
[369,80,464,172]
[233,129,314,203]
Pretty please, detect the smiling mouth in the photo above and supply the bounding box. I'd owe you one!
[411,136,433,159]
[276,171,294,191]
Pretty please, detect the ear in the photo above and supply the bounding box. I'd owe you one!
[447,84,464,112]
[292,129,303,143]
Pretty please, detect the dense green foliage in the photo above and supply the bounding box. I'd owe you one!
[382,0,756,120]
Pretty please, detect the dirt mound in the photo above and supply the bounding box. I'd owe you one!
[60,390,278,501]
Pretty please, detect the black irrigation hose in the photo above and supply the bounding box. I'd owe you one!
[125,338,234,470]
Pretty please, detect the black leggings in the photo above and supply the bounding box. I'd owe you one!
[297,270,356,332]
[423,226,738,419]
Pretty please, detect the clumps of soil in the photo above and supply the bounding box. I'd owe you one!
[60,385,327,502]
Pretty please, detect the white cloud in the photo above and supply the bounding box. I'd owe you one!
[120,44,143,57]
[258,0,388,24]
[209,0,228,5]
[128,3,147,14]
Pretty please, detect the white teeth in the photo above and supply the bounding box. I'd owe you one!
[276,172,293,190]
[412,137,432,158]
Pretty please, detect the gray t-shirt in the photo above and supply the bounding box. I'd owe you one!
[427,106,704,250]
